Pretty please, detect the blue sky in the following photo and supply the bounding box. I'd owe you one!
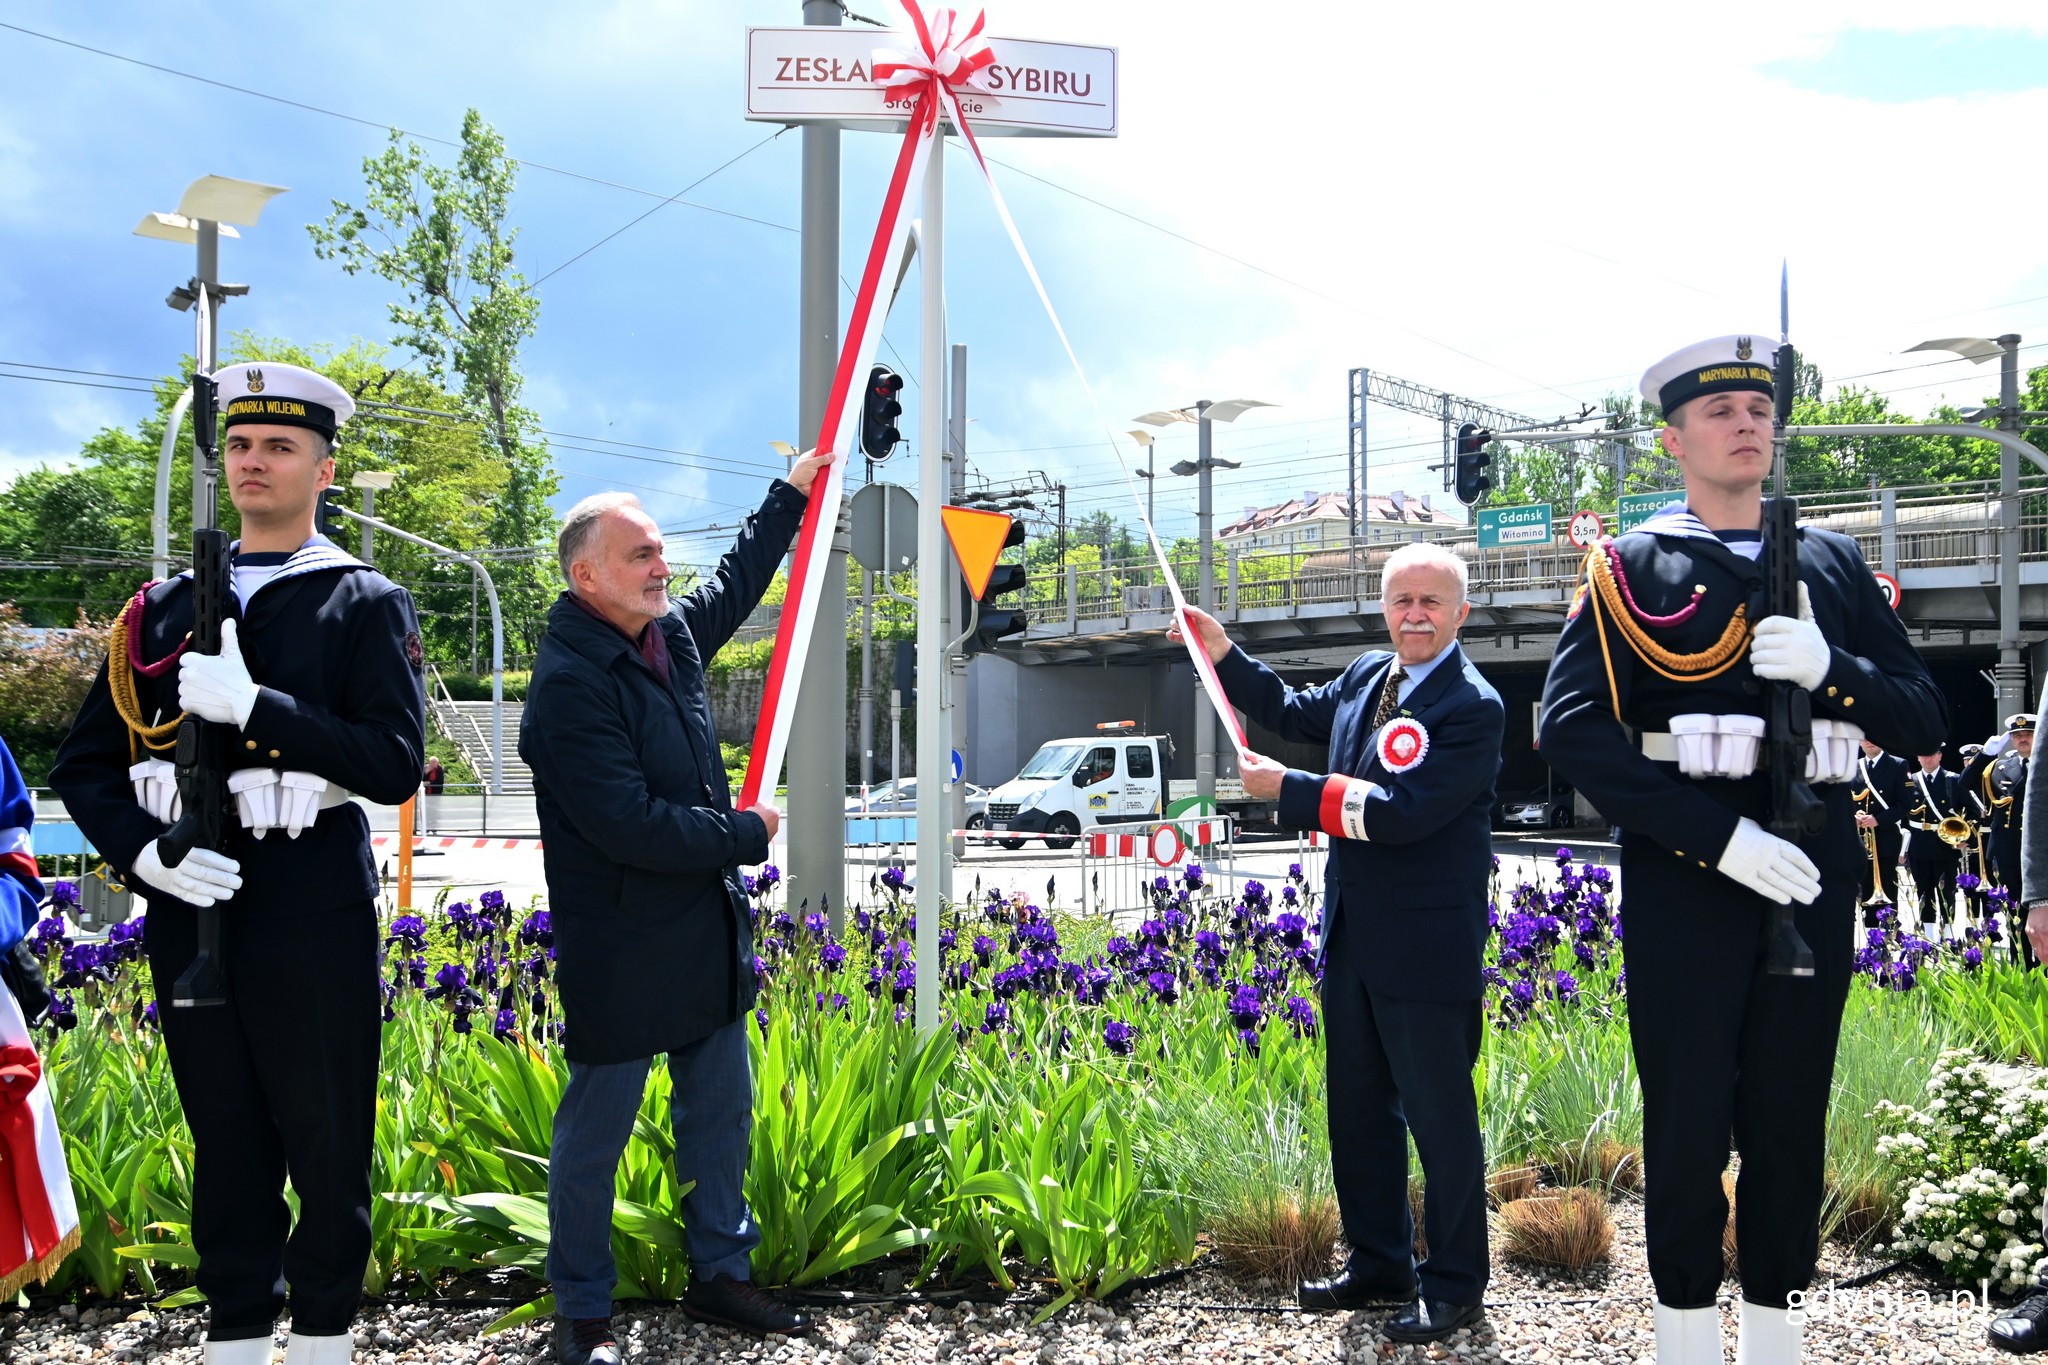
[3,1,2047,571]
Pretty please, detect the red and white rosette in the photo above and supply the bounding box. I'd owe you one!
[1377,718,1430,774]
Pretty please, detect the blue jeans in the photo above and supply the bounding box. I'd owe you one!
[546,1019,759,1318]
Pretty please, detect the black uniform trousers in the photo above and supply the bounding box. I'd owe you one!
[1621,844,1853,1311]
[1321,918,1487,1306]
[146,899,382,1340]
[1907,843,1959,929]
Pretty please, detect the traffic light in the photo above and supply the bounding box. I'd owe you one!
[893,639,916,706]
[968,519,1029,655]
[1454,422,1493,506]
[317,488,341,539]
[861,366,905,461]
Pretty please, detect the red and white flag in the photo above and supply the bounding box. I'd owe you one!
[0,987,79,1296]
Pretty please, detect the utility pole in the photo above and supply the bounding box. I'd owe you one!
[1998,333,2025,719]
[789,0,847,926]
[1193,400,1217,799]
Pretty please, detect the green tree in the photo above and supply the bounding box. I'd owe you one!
[310,109,559,655]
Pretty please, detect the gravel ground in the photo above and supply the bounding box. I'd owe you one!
[3,1198,2019,1364]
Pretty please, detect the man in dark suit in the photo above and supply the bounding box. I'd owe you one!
[1172,541,1503,1345]
[1853,740,1910,917]
[1904,752,1965,931]
[1541,335,1944,1365]
[521,453,825,1365]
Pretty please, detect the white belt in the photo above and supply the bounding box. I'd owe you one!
[1639,716,1863,783]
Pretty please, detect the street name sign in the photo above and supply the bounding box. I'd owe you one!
[1476,504,1553,548]
[745,28,1119,136]
[1617,490,1682,533]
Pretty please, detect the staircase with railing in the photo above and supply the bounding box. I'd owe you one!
[425,664,530,792]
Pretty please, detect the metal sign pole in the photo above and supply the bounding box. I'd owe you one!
[914,141,946,1038]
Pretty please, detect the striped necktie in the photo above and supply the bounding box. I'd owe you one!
[1371,665,1407,733]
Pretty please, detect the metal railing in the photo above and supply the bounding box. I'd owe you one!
[1019,476,2048,630]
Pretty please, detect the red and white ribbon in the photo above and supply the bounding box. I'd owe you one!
[741,1,1245,807]
[1377,718,1430,773]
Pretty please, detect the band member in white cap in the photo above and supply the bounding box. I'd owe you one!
[53,361,426,1365]
[1539,335,1943,1365]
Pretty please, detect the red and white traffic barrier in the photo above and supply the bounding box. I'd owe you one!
[371,836,544,850]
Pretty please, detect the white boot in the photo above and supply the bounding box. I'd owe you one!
[1734,1298,1803,1365]
[282,1332,355,1365]
[1653,1302,1725,1365]
[201,1339,276,1365]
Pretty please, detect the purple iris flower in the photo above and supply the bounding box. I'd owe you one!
[1183,862,1205,889]
[47,881,80,910]
[820,943,848,972]
[141,999,161,1030]
[1281,884,1299,905]
[757,864,783,890]
[492,1008,518,1039]
[980,1000,1010,1034]
[1282,995,1317,1038]
[803,912,828,938]
[387,915,428,951]
[879,866,907,892]
[1242,880,1267,907]
[31,915,68,951]
[1103,1020,1136,1055]
[972,934,996,965]
[1963,946,1984,970]
[1146,971,1180,1005]
[49,992,77,1031]
[1236,1027,1261,1057]
[1554,970,1581,1003]
[1275,913,1308,947]
[891,965,916,1002]
[1227,984,1264,1030]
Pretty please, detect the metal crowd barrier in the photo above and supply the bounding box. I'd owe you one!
[1078,815,1237,924]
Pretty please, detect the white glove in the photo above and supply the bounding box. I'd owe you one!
[1748,583,1830,692]
[228,768,281,839]
[129,758,182,825]
[277,771,328,839]
[178,617,261,728]
[132,838,243,907]
[1715,816,1822,906]
[1985,732,2012,758]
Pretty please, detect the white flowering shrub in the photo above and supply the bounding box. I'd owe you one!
[1873,1048,2048,1292]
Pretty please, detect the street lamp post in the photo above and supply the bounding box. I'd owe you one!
[138,175,288,573]
[1907,334,2027,717]
[351,470,397,568]
[1135,398,1274,800]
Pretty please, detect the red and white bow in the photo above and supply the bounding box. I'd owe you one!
[873,4,996,105]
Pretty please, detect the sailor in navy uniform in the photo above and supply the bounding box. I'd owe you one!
[1903,752,1966,931]
[1961,715,2034,891]
[51,362,425,1365]
[1173,541,1503,1347]
[1539,336,1944,1365]
[1852,740,1910,916]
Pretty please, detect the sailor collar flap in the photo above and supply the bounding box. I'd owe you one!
[175,534,366,593]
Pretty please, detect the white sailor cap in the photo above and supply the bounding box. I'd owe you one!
[214,362,355,442]
[2006,713,2037,734]
[1640,334,1781,417]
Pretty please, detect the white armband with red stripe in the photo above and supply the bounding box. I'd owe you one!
[1317,776,1381,842]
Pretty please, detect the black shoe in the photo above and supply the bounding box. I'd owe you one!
[552,1314,621,1365]
[1297,1265,1415,1312]
[681,1274,813,1337]
[1991,1292,2048,1353]
[1384,1297,1484,1343]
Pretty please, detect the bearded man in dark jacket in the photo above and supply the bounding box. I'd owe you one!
[520,451,825,1364]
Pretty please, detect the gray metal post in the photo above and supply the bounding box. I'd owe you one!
[789,0,847,926]
[1880,488,1898,574]
[360,484,377,568]
[1195,399,1216,800]
[1998,333,2026,718]
[914,145,945,1037]
[858,570,875,789]
[949,344,969,843]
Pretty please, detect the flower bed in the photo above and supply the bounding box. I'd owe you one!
[20,848,1991,1316]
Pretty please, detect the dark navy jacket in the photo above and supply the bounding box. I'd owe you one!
[1855,751,1911,829]
[521,480,805,1065]
[51,539,426,916]
[1218,641,1504,1002]
[1540,516,1944,882]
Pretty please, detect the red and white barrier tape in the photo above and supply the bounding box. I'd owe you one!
[371,836,544,849]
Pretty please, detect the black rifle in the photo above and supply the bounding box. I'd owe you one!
[1760,342,1819,978]
[155,371,230,1008]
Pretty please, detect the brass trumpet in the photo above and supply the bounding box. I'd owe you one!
[1937,814,1976,849]
[1860,823,1891,907]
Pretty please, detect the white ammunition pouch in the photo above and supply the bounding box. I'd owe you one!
[1805,719,1864,785]
[1659,713,1768,779]
[226,769,353,838]
[130,757,181,825]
